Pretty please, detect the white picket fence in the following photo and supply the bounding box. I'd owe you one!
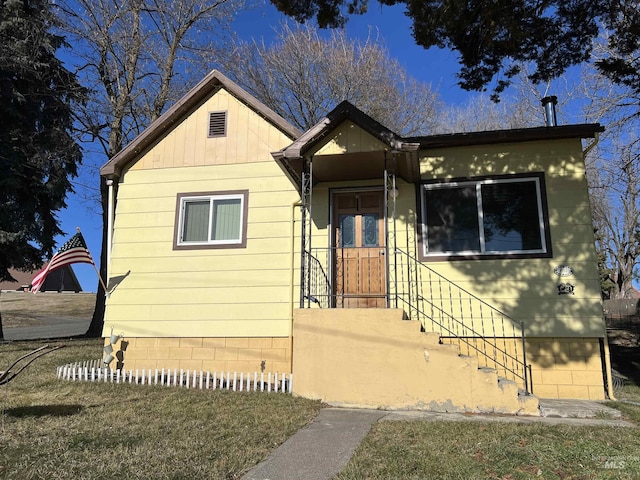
[56,360,293,393]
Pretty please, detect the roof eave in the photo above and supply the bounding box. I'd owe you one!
[100,70,301,179]
[408,124,605,149]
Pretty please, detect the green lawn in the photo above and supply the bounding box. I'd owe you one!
[0,339,322,479]
[336,387,640,480]
[3,337,640,480]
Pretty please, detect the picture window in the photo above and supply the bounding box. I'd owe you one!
[420,174,551,259]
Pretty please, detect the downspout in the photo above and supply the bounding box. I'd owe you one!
[580,132,614,399]
[603,334,616,400]
[289,200,302,375]
[583,132,600,158]
[581,132,614,399]
[106,178,116,293]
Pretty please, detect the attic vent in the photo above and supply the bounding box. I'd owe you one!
[208,111,227,137]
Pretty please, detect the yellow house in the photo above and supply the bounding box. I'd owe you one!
[100,70,611,413]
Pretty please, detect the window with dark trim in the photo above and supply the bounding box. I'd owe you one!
[419,173,551,260]
[208,111,227,137]
[174,190,248,250]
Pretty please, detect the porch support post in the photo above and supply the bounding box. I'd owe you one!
[384,152,398,309]
[299,157,313,308]
[306,157,313,308]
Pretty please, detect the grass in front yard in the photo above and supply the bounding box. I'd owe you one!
[609,383,640,425]
[336,419,640,480]
[337,385,640,480]
[0,339,322,479]
[337,326,640,480]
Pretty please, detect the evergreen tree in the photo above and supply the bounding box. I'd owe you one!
[0,0,83,284]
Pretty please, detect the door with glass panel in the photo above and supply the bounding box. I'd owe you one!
[333,190,386,308]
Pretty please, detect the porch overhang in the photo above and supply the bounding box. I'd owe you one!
[272,148,420,186]
[271,100,420,186]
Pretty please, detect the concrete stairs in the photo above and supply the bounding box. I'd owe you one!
[293,308,539,415]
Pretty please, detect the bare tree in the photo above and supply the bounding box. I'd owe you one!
[581,36,640,299]
[588,138,640,298]
[215,22,441,134]
[55,0,245,336]
[434,64,591,134]
[433,93,539,134]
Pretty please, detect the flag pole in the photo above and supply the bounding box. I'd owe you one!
[76,227,110,297]
[93,263,109,297]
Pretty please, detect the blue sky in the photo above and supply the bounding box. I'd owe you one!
[232,2,470,102]
[52,2,525,291]
[56,2,475,292]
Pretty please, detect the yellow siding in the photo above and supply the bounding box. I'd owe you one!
[105,162,298,339]
[311,121,389,156]
[421,140,587,179]
[105,83,299,341]
[303,139,604,339]
[412,139,604,337]
[129,88,293,170]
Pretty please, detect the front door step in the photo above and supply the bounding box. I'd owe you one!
[293,308,540,415]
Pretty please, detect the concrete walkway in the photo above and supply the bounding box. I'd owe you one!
[241,401,633,480]
[242,409,387,480]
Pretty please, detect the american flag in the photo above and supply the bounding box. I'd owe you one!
[31,231,95,293]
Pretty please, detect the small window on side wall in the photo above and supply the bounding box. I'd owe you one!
[174,190,248,250]
[420,173,551,260]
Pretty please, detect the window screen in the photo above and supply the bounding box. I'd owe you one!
[175,191,247,249]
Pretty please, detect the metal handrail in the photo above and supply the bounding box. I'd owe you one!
[393,248,531,394]
[302,250,332,308]
[300,246,532,394]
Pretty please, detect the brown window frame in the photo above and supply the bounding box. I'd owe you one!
[173,190,249,250]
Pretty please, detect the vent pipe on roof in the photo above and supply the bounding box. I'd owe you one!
[541,95,558,127]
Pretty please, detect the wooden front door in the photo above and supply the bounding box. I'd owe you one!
[333,190,386,307]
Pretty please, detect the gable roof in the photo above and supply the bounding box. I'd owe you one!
[275,99,604,159]
[100,70,302,179]
[275,100,417,159]
[272,101,420,186]
[0,266,82,292]
[273,100,604,186]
